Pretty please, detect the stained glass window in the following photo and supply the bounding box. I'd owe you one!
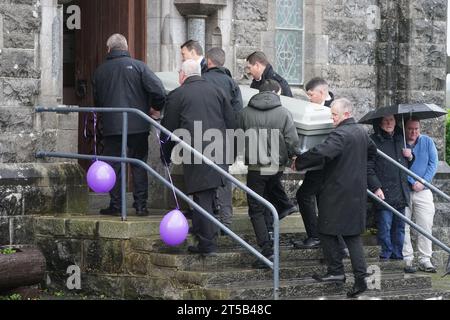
[275,0,304,85]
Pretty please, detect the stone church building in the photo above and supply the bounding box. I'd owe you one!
[0,0,449,298]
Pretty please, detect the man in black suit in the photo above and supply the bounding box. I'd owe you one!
[246,51,293,97]
[293,98,377,298]
[203,47,243,232]
[180,40,208,74]
[293,77,334,248]
[161,59,236,256]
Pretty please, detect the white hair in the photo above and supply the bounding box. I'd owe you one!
[181,59,201,78]
[106,34,128,51]
[332,98,354,115]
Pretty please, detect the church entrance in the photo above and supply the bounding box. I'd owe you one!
[62,0,147,172]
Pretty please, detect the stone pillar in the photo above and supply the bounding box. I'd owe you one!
[174,0,227,54]
[187,15,207,48]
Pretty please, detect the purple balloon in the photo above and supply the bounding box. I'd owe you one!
[87,161,116,193]
[160,209,189,246]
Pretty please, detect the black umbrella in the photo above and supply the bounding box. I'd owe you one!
[359,103,447,148]
[359,103,447,124]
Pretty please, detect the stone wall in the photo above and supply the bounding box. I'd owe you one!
[0,0,88,247]
[304,0,378,120]
[377,0,447,157]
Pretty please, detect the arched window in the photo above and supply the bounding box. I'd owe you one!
[275,0,304,85]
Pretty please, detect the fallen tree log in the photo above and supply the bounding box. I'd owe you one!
[0,246,46,292]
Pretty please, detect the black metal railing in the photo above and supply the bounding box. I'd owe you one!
[369,150,450,275]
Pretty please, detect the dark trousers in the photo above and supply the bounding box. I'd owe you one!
[215,167,233,228]
[247,170,294,256]
[296,170,322,239]
[103,133,149,209]
[320,233,367,281]
[192,189,219,253]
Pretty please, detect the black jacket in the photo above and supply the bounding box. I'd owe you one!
[161,76,236,194]
[203,67,243,115]
[250,64,293,97]
[200,58,208,74]
[92,50,166,136]
[325,92,335,107]
[368,125,413,210]
[238,92,299,172]
[295,118,378,236]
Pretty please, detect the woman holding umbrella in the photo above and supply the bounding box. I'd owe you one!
[367,115,414,261]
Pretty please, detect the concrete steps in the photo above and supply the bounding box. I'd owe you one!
[36,201,450,299]
[146,246,381,271]
[127,232,449,300]
[292,289,450,300]
[172,259,405,286]
[181,273,433,300]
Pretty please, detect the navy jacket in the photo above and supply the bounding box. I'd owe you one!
[93,50,166,136]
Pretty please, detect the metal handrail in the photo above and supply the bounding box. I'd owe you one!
[35,106,281,300]
[377,149,450,202]
[370,149,450,274]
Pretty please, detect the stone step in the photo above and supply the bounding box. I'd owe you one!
[173,259,406,286]
[131,233,379,253]
[34,211,304,240]
[88,192,135,214]
[147,246,381,271]
[292,289,450,300]
[181,272,432,299]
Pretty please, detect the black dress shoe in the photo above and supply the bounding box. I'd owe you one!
[279,206,297,220]
[312,273,346,283]
[136,207,149,216]
[99,206,120,216]
[293,237,321,249]
[252,255,274,269]
[347,281,368,298]
[187,246,217,257]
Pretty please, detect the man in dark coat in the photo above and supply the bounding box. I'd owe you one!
[293,98,377,298]
[203,47,243,231]
[367,115,413,261]
[246,51,293,97]
[92,33,166,216]
[161,59,236,256]
[294,77,334,248]
[203,47,243,115]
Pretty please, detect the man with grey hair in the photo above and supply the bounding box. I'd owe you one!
[202,47,243,233]
[93,33,166,217]
[106,33,129,51]
[293,98,377,298]
[161,59,236,256]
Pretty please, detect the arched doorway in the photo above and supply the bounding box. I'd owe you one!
[62,0,147,172]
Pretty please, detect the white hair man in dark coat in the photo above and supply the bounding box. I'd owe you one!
[161,59,236,256]
[293,98,377,298]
